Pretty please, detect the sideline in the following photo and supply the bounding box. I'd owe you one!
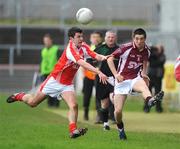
[45,108,180,133]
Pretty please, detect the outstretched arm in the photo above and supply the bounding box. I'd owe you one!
[107,56,124,82]
[77,59,107,84]
[107,56,117,76]
[95,54,109,61]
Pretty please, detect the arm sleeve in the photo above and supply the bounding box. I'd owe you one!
[175,69,180,82]
[82,42,97,59]
[66,41,81,63]
[175,58,180,82]
[112,47,122,59]
[143,49,150,61]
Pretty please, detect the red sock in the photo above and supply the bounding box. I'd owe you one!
[69,122,77,133]
[15,92,26,101]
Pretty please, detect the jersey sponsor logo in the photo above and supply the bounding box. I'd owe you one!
[127,61,142,69]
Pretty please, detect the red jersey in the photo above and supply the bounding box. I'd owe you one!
[112,42,150,80]
[50,41,96,85]
[175,55,180,82]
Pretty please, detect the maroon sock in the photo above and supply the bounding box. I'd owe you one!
[145,96,152,104]
[117,121,124,129]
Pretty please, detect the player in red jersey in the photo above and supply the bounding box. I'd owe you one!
[175,55,180,82]
[107,28,164,140]
[7,27,108,139]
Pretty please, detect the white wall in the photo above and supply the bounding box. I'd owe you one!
[160,0,180,32]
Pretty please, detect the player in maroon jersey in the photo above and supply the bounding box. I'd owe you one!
[107,28,164,140]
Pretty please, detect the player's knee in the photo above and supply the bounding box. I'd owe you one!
[28,100,38,108]
[30,104,37,108]
[114,108,122,115]
[70,102,78,110]
[29,103,38,108]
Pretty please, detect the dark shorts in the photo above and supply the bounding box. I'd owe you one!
[95,80,114,101]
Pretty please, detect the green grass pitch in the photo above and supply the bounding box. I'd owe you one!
[0,94,180,149]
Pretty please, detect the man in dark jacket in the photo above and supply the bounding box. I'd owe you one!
[95,30,119,130]
[143,45,166,113]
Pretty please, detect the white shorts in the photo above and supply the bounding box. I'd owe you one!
[39,76,75,100]
[114,76,142,95]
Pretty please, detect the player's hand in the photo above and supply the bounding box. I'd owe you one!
[98,72,108,84]
[115,74,124,83]
[143,77,150,87]
[100,55,107,61]
[106,54,113,59]
[141,73,150,81]
[100,55,112,61]
[141,73,150,86]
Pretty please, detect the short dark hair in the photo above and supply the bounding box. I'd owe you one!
[44,33,52,39]
[68,27,83,38]
[132,28,146,39]
[91,31,103,38]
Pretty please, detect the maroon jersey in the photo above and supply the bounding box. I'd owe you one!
[112,42,150,80]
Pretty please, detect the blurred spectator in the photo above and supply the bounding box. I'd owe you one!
[143,45,166,113]
[82,31,103,121]
[175,55,180,82]
[40,34,62,107]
